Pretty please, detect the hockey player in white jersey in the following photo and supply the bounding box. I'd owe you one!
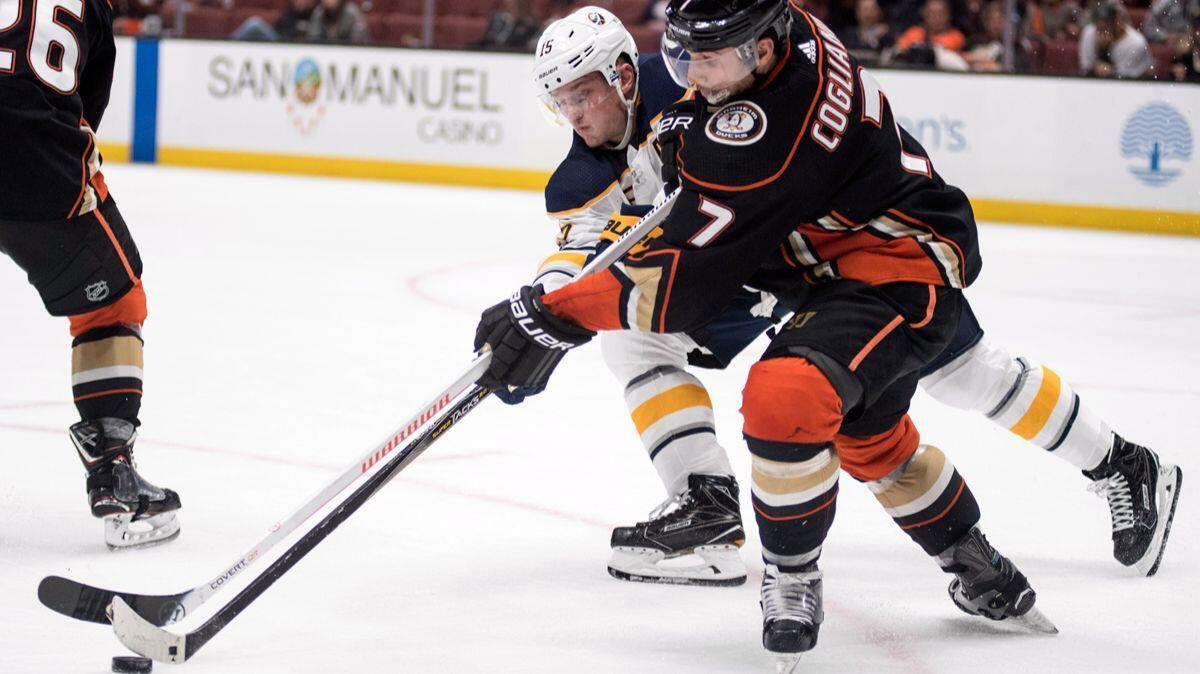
[523,5,1181,585]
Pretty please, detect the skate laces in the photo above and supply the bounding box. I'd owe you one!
[1089,475,1135,533]
[643,488,697,523]
[761,567,822,625]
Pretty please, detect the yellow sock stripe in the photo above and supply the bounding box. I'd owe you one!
[631,384,713,435]
[1009,367,1062,440]
[72,336,144,374]
[536,251,587,274]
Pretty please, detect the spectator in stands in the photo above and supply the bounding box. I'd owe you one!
[231,0,316,42]
[1169,14,1200,81]
[642,0,670,32]
[545,0,579,27]
[1079,1,1153,78]
[1142,0,1199,43]
[894,0,969,67]
[308,0,370,44]
[1026,0,1082,40]
[843,0,896,64]
[963,1,1031,70]
[112,0,163,36]
[896,0,968,50]
[475,0,541,52]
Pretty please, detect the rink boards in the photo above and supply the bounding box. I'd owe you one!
[96,38,1199,235]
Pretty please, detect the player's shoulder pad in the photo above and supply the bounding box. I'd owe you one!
[675,15,826,192]
[637,53,687,122]
[545,134,623,216]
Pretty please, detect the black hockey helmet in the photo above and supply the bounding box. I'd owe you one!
[663,0,792,53]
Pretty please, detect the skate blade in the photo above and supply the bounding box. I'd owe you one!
[774,653,803,673]
[1136,464,1182,577]
[1012,606,1058,635]
[608,545,746,587]
[106,512,181,551]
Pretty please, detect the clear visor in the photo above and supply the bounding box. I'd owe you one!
[661,35,758,101]
[537,79,622,126]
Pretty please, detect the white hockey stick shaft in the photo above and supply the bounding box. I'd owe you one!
[171,187,681,617]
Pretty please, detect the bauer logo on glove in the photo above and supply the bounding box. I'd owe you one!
[474,285,596,404]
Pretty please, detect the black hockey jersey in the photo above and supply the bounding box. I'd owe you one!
[543,9,982,334]
[0,0,116,221]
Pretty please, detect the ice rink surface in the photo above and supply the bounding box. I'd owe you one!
[2,164,1198,673]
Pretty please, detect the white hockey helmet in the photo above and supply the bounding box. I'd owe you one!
[532,6,640,146]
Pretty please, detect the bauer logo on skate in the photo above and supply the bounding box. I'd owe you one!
[1121,102,1193,188]
[361,393,453,473]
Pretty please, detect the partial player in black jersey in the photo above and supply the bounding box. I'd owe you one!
[476,0,1068,664]
[1,0,181,550]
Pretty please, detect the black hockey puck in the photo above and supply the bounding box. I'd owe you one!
[112,655,153,673]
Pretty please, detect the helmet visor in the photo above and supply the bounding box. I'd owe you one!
[661,34,758,102]
[537,77,623,127]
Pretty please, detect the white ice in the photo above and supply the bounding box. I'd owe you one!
[2,164,1198,673]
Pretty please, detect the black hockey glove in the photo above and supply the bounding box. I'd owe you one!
[473,285,596,405]
[655,98,702,194]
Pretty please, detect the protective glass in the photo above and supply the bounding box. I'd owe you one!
[661,35,758,102]
[538,79,621,126]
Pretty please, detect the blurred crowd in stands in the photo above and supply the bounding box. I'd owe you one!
[112,0,1200,81]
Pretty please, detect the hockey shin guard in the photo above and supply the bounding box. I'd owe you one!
[862,444,981,556]
[749,439,840,571]
[625,365,731,495]
[921,339,1113,471]
[70,325,144,425]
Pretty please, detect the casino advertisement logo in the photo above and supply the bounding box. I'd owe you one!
[1120,102,1193,188]
[206,51,505,145]
[286,58,326,135]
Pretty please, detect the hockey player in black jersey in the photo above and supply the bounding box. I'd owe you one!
[522,2,1181,594]
[476,0,1072,664]
[1,0,181,549]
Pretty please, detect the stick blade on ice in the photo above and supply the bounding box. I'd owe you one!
[110,597,188,664]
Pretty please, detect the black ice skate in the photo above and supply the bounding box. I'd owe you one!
[70,418,182,551]
[607,474,746,586]
[1084,435,1182,576]
[940,527,1057,634]
[761,563,823,674]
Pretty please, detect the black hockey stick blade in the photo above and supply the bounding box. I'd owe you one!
[38,576,188,627]
[114,385,491,663]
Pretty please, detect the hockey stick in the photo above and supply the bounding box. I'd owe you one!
[111,383,492,663]
[108,187,681,663]
[43,187,679,630]
[38,356,487,627]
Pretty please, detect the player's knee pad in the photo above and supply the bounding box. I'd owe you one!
[866,445,981,556]
[742,357,843,447]
[600,330,692,384]
[835,414,920,482]
[919,338,1022,413]
[68,282,147,338]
